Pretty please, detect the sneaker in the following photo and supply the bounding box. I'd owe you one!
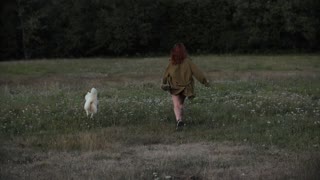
[176,120,185,130]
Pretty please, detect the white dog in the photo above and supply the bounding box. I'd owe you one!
[84,88,98,118]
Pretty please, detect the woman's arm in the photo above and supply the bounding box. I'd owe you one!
[162,63,170,84]
[161,63,172,91]
[189,60,209,86]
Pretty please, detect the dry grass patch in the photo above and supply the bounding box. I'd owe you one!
[1,138,319,179]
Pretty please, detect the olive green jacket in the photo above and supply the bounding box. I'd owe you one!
[162,58,209,98]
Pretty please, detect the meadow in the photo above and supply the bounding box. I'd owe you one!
[0,55,319,179]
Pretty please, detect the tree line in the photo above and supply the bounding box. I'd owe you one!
[1,0,319,60]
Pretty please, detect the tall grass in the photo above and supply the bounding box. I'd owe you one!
[0,55,319,151]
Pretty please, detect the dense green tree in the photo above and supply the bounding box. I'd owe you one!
[0,0,319,60]
[0,0,21,60]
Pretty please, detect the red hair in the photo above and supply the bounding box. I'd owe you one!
[170,43,187,65]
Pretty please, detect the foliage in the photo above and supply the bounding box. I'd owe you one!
[0,0,319,60]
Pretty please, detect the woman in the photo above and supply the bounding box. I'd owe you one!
[161,43,209,130]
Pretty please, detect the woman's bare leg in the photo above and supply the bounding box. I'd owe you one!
[171,94,186,122]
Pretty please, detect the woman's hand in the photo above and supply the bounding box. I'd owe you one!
[161,84,171,91]
[203,80,210,87]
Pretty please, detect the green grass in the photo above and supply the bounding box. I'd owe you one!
[0,55,319,151]
[1,55,320,179]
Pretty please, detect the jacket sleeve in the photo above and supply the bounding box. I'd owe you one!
[189,60,209,86]
[162,63,170,84]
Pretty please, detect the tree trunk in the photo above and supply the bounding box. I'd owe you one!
[16,0,28,59]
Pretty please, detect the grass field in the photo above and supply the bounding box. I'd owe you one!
[0,55,320,179]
